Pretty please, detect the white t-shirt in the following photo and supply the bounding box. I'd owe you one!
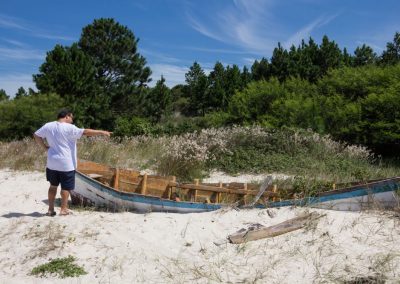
[35,121,84,171]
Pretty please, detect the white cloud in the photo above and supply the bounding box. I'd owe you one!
[242,57,257,65]
[186,14,224,43]
[140,48,182,64]
[0,73,36,98]
[186,1,341,56]
[186,0,279,55]
[2,38,26,47]
[355,25,399,53]
[182,46,252,55]
[0,47,44,60]
[0,14,29,30]
[33,33,75,41]
[149,63,213,88]
[284,14,339,48]
[0,14,74,41]
[149,64,188,87]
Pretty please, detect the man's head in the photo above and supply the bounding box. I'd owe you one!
[57,109,74,124]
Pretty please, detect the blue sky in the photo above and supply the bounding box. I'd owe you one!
[0,0,399,97]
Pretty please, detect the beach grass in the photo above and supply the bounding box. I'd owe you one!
[1,126,399,186]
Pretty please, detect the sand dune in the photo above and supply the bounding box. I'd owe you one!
[0,169,399,283]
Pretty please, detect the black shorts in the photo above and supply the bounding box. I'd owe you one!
[46,168,75,190]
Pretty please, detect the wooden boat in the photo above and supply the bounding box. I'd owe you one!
[71,160,400,213]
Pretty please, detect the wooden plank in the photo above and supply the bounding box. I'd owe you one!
[228,212,322,244]
[170,176,176,199]
[113,168,120,190]
[87,173,103,179]
[172,182,279,198]
[243,183,248,204]
[217,182,222,203]
[272,184,278,202]
[167,176,176,199]
[119,179,140,186]
[140,173,148,195]
[79,170,113,178]
[193,179,199,202]
[78,160,111,172]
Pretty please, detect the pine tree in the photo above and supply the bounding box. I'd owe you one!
[353,44,377,66]
[0,89,9,101]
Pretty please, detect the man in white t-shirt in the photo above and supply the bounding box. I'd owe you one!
[34,109,111,216]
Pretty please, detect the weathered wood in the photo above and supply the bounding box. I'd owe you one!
[192,179,199,202]
[243,183,248,204]
[272,184,278,202]
[113,168,120,190]
[206,182,260,191]
[140,173,148,195]
[217,182,222,203]
[228,212,321,244]
[119,179,140,186]
[169,176,176,199]
[79,169,113,178]
[173,182,278,198]
[87,173,103,179]
[78,160,111,172]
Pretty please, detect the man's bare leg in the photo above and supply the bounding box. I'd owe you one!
[48,185,57,214]
[60,189,71,215]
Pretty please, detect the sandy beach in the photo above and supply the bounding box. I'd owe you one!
[1,169,400,283]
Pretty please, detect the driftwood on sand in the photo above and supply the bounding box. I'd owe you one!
[227,212,323,244]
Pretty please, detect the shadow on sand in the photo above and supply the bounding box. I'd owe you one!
[1,212,46,218]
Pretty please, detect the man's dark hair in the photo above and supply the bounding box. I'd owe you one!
[57,109,72,119]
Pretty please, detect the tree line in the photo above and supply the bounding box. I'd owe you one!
[0,18,399,155]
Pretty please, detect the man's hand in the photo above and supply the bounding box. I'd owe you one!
[33,134,49,152]
[83,129,113,137]
[102,131,112,137]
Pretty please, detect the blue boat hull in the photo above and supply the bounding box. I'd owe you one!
[72,171,400,213]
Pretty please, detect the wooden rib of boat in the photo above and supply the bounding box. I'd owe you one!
[71,160,400,213]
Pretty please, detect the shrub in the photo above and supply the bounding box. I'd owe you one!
[30,256,87,278]
[202,111,232,128]
[113,116,153,137]
[1,126,399,183]
[0,93,64,140]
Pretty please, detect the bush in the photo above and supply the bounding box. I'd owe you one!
[30,256,87,278]
[2,126,399,183]
[202,111,232,128]
[0,93,64,140]
[113,116,153,136]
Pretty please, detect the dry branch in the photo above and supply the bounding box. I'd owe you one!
[227,212,322,244]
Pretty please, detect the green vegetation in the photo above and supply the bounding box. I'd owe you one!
[1,127,399,184]
[33,18,151,129]
[0,93,64,140]
[1,19,399,157]
[0,18,399,183]
[30,256,87,278]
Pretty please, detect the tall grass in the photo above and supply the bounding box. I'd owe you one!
[0,126,399,183]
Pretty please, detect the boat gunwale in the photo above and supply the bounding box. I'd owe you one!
[315,176,400,197]
[76,168,400,210]
[75,170,222,210]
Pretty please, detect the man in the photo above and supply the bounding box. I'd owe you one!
[34,109,111,216]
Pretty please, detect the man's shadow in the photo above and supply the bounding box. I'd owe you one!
[1,198,62,218]
[1,212,45,218]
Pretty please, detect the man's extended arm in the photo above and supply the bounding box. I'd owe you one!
[33,134,49,151]
[83,129,112,137]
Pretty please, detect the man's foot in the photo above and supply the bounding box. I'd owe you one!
[59,210,73,216]
[45,211,56,217]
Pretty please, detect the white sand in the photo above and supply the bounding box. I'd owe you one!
[1,170,400,283]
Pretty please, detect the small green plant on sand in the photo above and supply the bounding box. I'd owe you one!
[30,256,87,278]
